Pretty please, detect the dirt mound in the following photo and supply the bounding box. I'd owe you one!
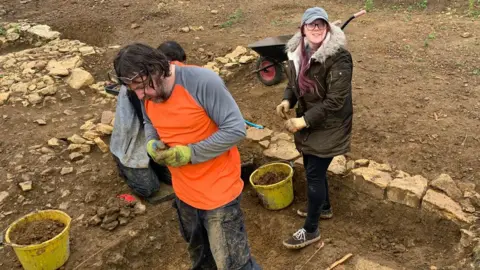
[10,219,65,245]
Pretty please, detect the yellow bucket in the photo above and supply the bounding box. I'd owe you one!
[5,210,72,270]
[249,162,294,210]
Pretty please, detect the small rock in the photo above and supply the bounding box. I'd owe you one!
[40,147,54,154]
[430,174,463,202]
[131,23,140,29]
[368,160,392,172]
[119,208,131,217]
[460,229,474,247]
[96,123,113,135]
[60,167,74,175]
[246,127,273,141]
[460,199,476,213]
[134,202,146,215]
[350,167,392,200]
[94,137,109,153]
[69,152,84,161]
[271,132,292,142]
[67,144,91,153]
[66,68,95,89]
[422,189,474,225]
[34,119,47,125]
[346,160,355,171]
[68,134,87,144]
[354,159,369,167]
[89,215,102,226]
[39,154,55,164]
[0,92,10,105]
[85,191,97,203]
[63,109,76,116]
[28,84,37,91]
[259,140,270,149]
[0,191,10,204]
[61,189,70,198]
[461,32,472,38]
[101,220,119,231]
[37,85,58,96]
[101,111,115,124]
[180,27,190,33]
[328,155,347,175]
[40,168,54,176]
[83,130,101,140]
[79,46,95,55]
[59,202,69,210]
[387,175,428,208]
[263,139,300,161]
[103,212,119,224]
[27,93,43,104]
[211,9,218,14]
[239,55,255,64]
[47,137,61,147]
[118,217,129,225]
[97,207,107,218]
[395,170,411,178]
[27,24,60,39]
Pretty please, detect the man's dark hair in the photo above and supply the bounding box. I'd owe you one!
[157,41,186,62]
[113,43,171,86]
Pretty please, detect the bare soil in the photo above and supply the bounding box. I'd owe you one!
[1,0,479,269]
[254,171,288,186]
[9,219,65,246]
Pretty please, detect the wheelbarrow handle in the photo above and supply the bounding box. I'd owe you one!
[341,9,366,30]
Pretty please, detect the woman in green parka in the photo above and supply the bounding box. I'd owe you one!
[276,7,354,249]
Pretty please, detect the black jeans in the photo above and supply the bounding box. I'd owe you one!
[303,154,333,233]
[174,196,261,270]
[113,155,172,198]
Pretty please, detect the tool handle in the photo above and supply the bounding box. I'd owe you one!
[354,10,367,18]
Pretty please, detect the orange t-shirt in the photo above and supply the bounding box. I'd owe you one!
[144,65,245,210]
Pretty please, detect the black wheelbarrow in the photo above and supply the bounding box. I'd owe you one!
[247,10,366,86]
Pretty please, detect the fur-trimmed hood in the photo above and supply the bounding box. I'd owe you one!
[285,23,346,72]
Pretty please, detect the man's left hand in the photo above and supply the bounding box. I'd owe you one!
[284,117,307,133]
[159,145,192,167]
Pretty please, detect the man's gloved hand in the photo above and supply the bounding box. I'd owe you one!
[159,145,192,167]
[147,139,168,165]
[276,100,290,120]
[285,117,307,133]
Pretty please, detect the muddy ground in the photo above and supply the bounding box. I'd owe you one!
[1,0,479,269]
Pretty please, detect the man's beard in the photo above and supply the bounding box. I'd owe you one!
[145,82,173,103]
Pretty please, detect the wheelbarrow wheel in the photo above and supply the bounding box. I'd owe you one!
[256,57,283,86]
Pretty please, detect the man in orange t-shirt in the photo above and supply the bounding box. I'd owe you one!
[157,40,187,66]
[113,43,260,270]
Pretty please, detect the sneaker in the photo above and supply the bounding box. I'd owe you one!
[296,207,333,219]
[283,228,321,249]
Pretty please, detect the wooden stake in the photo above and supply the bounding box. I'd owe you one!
[325,253,353,270]
[297,242,325,270]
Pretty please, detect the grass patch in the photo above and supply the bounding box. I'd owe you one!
[0,26,5,36]
[365,0,374,12]
[424,32,436,47]
[220,9,244,28]
[473,68,480,75]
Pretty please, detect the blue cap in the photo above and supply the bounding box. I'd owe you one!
[301,7,329,25]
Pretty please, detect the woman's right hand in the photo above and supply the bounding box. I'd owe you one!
[276,100,290,119]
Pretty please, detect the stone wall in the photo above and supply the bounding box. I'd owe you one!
[245,125,480,268]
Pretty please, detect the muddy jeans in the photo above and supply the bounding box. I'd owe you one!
[174,196,261,270]
[113,155,172,198]
[303,155,333,233]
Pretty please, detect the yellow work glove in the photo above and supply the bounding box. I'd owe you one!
[147,139,168,165]
[158,145,192,167]
[276,100,290,120]
[285,117,307,133]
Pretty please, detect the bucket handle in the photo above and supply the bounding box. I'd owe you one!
[0,228,13,249]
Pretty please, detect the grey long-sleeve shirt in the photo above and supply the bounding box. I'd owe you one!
[141,65,246,164]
